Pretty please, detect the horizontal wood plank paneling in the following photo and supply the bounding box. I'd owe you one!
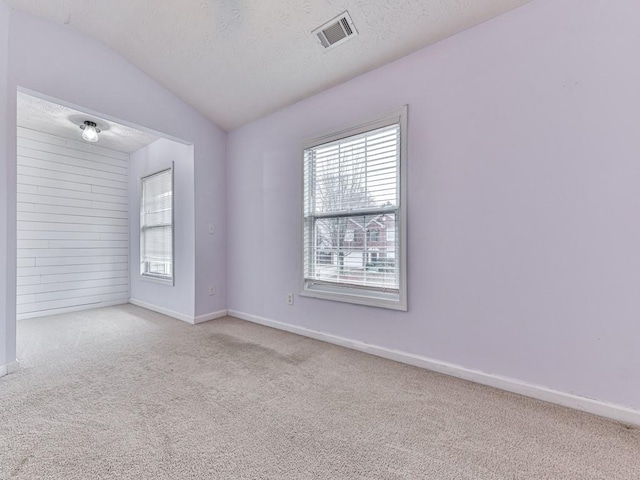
[18,230,102,241]
[34,186,128,204]
[17,258,36,268]
[18,152,128,178]
[18,212,128,226]
[91,185,128,197]
[17,166,127,190]
[18,141,129,168]
[18,203,128,219]
[18,221,129,234]
[17,129,130,319]
[34,255,129,267]
[17,277,128,295]
[17,262,129,278]
[18,174,93,192]
[18,248,128,258]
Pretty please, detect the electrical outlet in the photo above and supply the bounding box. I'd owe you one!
[287,293,294,305]
[209,285,216,296]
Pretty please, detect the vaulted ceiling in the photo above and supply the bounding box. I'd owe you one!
[4,0,531,130]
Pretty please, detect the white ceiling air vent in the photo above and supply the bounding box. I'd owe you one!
[312,11,358,50]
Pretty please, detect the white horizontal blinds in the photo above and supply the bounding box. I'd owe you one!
[16,127,129,319]
[304,123,400,292]
[140,168,173,280]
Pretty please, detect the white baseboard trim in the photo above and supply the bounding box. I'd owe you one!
[228,309,640,427]
[194,310,229,324]
[0,360,20,378]
[129,298,195,325]
[128,299,228,326]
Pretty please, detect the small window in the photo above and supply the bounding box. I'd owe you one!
[302,107,407,310]
[140,167,174,284]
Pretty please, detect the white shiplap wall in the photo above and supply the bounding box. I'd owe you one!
[16,127,129,319]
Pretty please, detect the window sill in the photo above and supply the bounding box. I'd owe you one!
[300,283,407,311]
[140,274,174,286]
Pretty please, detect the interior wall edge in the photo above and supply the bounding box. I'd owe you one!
[0,360,20,378]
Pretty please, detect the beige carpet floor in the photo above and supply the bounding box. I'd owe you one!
[1,304,638,479]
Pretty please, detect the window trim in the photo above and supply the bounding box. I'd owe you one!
[299,106,408,311]
[139,165,175,286]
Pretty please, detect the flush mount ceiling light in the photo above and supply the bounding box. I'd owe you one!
[80,120,100,143]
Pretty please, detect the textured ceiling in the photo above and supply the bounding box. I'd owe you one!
[17,93,159,154]
[6,0,531,130]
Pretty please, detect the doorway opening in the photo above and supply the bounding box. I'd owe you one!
[15,90,192,365]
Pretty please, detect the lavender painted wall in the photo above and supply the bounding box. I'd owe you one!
[1,11,227,363]
[0,2,10,368]
[129,139,195,317]
[227,0,640,410]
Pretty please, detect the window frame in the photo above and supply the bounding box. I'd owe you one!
[300,106,408,311]
[139,165,175,286]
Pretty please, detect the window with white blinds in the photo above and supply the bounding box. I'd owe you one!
[302,107,407,310]
[140,167,174,283]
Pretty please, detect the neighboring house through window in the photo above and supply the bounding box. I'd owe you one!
[140,166,174,284]
[302,107,407,310]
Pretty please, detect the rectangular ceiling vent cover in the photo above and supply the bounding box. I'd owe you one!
[313,11,358,50]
